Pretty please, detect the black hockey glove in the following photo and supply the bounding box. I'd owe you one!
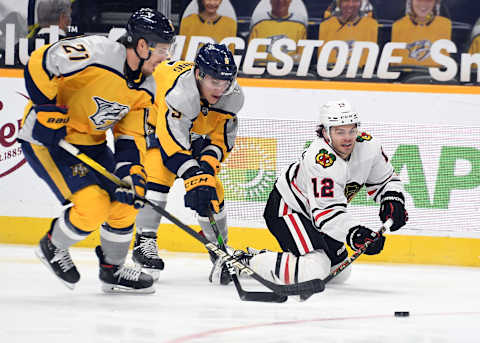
[183,167,219,217]
[379,191,408,232]
[347,225,385,255]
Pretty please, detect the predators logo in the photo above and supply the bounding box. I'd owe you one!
[344,182,363,202]
[315,148,336,168]
[406,40,432,62]
[89,97,130,131]
[356,132,372,142]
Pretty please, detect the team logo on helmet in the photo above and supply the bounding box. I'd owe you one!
[89,97,130,131]
[344,182,363,203]
[315,148,336,168]
[356,132,372,142]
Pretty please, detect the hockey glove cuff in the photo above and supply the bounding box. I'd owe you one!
[200,154,220,176]
[379,191,408,232]
[32,105,69,146]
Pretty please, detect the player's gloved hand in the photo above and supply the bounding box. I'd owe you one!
[199,154,220,176]
[32,104,69,146]
[346,225,385,255]
[183,167,219,217]
[379,191,408,231]
[114,164,147,209]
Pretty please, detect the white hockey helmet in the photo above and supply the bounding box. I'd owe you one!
[318,99,360,140]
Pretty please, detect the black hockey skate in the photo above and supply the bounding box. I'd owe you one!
[132,232,164,281]
[208,249,232,285]
[35,222,80,290]
[96,246,155,294]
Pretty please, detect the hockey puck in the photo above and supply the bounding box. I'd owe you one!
[394,311,410,317]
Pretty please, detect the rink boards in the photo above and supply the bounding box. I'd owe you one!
[0,69,479,267]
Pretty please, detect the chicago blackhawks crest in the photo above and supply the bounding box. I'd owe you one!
[356,132,372,142]
[315,148,336,168]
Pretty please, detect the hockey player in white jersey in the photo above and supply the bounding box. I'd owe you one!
[215,99,408,288]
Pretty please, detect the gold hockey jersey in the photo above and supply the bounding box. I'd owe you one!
[179,14,237,59]
[318,16,378,67]
[468,35,480,54]
[391,15,452,67]
[19,35,155,148]
[151,60,244,176]
[248,14,306,63]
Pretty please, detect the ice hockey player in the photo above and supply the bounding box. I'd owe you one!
[213,99,408,291]
[133,43,244,284]
[17,8,175,293]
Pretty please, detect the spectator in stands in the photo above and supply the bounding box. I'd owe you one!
[391,0,451,67]
[14,0,72,65]
[179,0,237,59]
[248,0,308,64]
[468,17,480,54]
[318,0,378,68]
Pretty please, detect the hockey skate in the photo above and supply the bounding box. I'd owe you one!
[132,232,164,281]
[35,226,80,290]
[96,246,155,294]
[208,248,258,284]
[208,249,232,285]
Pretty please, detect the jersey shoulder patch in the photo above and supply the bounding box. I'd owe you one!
[356,131,373,142]
[315,148,337,168]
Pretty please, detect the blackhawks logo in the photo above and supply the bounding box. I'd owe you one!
[356,132,372,142]
[344,182,363,203]
[315,149,336,168]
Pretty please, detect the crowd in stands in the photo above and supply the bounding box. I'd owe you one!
[1,0,479,83]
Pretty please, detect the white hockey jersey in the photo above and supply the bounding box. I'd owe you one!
[275,132,405,242]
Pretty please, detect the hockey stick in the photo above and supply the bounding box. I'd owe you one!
[299,218,394,301]
[207,213,287,303]
[58,139,325,297]
[324,218,393,284]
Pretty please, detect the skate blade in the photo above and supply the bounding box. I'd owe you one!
[35,247,76,290]
[101,282,156,294]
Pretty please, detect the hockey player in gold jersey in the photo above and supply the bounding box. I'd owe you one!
[318,0,378,68]
[179,0,237,59]
[132,43,244,284]
[248,0,307,64]
[391,0,451,67]
[17,8,175,293]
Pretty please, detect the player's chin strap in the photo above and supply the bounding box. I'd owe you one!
[57,139,325,300]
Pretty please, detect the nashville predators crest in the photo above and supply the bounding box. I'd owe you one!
[406,40,432,62]
[356,132,372,142]
[89,97,130,131]
[315,149,336,168]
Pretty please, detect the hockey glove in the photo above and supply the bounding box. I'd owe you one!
[183,167,219,217]
[114,164,147,209]
[199,154,221,176]
[346,225,385,255]
[379,191,408,231]
[32,104,69,146]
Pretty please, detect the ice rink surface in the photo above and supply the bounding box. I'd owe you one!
[1,244,479,343]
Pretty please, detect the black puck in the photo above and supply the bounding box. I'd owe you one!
[394,311,410,317]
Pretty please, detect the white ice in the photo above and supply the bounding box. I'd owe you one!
[1,244,479,343]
